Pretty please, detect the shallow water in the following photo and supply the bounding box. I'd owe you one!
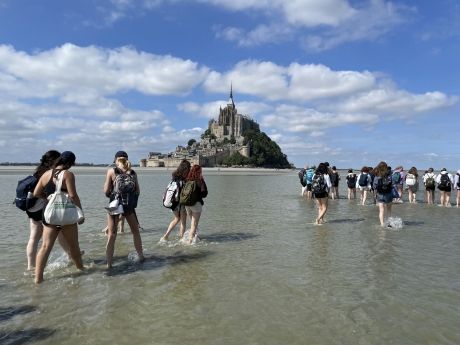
[1,168,459,345]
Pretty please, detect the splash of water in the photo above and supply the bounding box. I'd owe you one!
[385,217,404,229]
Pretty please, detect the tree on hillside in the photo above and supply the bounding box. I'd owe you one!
[243,129,290,168]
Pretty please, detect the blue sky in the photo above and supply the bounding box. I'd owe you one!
[0,0,459,169]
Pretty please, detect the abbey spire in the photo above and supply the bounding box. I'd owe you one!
[228,83,235,108]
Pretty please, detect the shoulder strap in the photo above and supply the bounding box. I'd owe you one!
[55,171,64,192]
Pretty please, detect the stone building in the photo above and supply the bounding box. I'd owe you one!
[208,86,259,143]
[141,87,257,168]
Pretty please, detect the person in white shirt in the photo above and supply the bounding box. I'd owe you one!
[356,166,372,205]
[436,168,454,207]
[454,170,460,208]
[405,166,419,204]
[423,168,436,204]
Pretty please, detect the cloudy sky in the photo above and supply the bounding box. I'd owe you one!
[0,0,459,169]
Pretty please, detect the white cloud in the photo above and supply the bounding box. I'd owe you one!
[281,0,356,27]
[0,44,209,100]
[261,104,379,133]
[203,60,376,101]
[93,0,407,50]
[201,60,456,118]
[336,88,458,117]
[215,23,294,47]
[204,61,288,100]
[207,0,412,50]
[302,0,412,52]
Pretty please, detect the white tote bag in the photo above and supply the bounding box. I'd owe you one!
[43,171,84,226]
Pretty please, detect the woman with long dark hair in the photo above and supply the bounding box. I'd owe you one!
[312,163,331,225]
[33,151,85,283]
[405,166,419,204]
[25,150,73,271]
[184,165,208,244]
[372,161,394,226]
[161,159,191,241]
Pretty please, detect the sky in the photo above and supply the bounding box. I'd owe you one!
[0,0,459,169]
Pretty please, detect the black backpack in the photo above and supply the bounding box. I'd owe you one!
[438,174,452,191]
[358,174,368,187]
[376,175,392,194]
[15,175,39,211]
[457,173,460,188]
[312,174,327,194]
[347,174,356,188]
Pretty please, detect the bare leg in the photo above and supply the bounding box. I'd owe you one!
[35,226,59,284]
[106,214,118,269]
[161,211,180,241]
[440,191,446,206]
[315,198,328,224]
[445,192,451,207]
[457,190,460,207]
[397,185,403,202]
[178,207,187,238]
[188,211,202,244]
[56,231,73,257]
[126,213,144,262]
[362,190,368,205]
[319,198,328,223]
[118,216,125,233]
[27,219,43,270]
[59,224,84,270]
[378,203,385,226]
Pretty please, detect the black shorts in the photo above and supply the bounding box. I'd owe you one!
[26,210,43,222]
[306,184,312,192]
[314,192,328,199]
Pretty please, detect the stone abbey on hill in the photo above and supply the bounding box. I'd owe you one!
[140,87,288,168]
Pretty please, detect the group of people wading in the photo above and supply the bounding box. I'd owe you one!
[21,150,207,284]
[299,162,460,227]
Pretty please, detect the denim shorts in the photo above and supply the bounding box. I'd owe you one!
[377,192,393,204]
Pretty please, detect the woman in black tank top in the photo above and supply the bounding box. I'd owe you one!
[33,151,85,284]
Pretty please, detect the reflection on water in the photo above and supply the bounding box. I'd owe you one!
[0,169,459,345]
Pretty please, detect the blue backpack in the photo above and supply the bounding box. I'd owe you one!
[15,175,39,211]
[305,169,314,185]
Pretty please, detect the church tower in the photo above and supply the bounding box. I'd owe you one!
[209,85,259,141]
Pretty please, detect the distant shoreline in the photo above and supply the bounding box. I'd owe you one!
[0,165,296,175]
